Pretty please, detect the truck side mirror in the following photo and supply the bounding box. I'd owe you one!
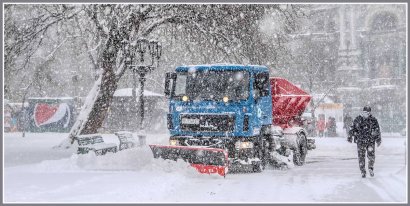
[253,89,261,101]
[164,72,172,97]
[164,72,171,97]
[165,72,177,98]
[253,72,269,101]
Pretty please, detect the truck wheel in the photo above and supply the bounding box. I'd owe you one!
[260,132,273,170]
[279,163,288,170]
[252,161,263,173]
[293,133,308,166]
[252,139,264,173]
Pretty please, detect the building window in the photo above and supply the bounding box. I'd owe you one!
[315,19,325,32]
[326,19,336,32]
[371,12,397,31]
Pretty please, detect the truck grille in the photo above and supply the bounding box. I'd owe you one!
[180,114,235,132]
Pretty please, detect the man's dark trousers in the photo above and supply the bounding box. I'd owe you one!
[357,142,375,174]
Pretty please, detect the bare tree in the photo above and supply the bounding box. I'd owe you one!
[67,5,190,141]
[5,4,186,143]
[5,4,306,145]
[173,5,304,66]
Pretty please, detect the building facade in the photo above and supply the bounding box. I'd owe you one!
[291,4,406,132]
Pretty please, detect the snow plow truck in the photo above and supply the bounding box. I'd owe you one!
[149,64,316,177]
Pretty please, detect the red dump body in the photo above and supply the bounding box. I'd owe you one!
[270,77,311,129]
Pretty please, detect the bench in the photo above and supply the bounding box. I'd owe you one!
[115,131,138,151]
[77,135,118,155]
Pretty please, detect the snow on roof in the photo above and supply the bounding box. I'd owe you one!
[7,102,29,107]
[114,88,163,97]
[176,64,268,72]
[183,63,245,67]
[311,93,334,104]
[28,97,74,100]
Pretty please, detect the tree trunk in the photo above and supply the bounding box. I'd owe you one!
[68,29,121,143]
[80,68,118,134]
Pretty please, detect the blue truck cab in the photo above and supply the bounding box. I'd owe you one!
[164,64,274,153]
[154,64,313,172]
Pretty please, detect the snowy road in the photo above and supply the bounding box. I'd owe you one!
[3,132,407,203]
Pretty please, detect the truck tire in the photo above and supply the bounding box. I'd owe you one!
[252,136,265,173]
[252,161,263,173]
[259,131,274,171]
[293,132,308,166]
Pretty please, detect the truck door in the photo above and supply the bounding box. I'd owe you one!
[253,72,273,129]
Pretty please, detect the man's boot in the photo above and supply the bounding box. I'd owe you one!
[361,171,366,178]
[369,169,374,177]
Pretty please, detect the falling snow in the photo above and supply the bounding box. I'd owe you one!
[3,3,407,204]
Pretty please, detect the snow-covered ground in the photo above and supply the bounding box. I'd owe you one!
[3,132,407,203]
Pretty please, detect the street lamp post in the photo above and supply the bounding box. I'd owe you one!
[122,39,162,146]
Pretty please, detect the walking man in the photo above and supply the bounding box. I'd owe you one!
[348,106,381,178]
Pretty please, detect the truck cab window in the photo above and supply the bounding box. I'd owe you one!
[174,74,187,97]
[254,72,270,97]
[173,71,250,101]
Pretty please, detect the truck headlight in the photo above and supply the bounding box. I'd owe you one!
[235,141,253,149]
[170,139,179,146]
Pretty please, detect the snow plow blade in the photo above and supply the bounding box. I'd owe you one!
[149,144,228,177]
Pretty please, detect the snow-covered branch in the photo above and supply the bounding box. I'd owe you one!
[115,58,127,81]
[74,15,99,72]
[141,16,180,37]
[85,5,109,39]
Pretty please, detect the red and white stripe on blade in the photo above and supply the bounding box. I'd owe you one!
[149,144,228,177]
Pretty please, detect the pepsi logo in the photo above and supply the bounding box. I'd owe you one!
[34,103,71,127]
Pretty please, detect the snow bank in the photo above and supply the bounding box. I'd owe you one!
[4,132,406,203]
[75,143,220,179]
[76,146,153,171]
[5,132,210,178]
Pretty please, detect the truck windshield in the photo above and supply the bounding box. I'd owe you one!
[174,70,250,101]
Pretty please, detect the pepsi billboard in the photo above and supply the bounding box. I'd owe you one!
[27,97,76,132]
